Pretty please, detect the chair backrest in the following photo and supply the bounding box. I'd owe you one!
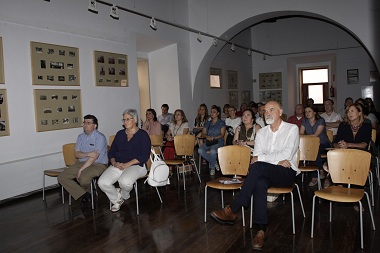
[371,129,376,143]
[326,129,334,143]
[150,134,163,155]
[217,145,251,176]
[299,135,320,162]
[327,149,371,186]
[174,134,195,156]
[109,135,115,146]
[62,143,77,166]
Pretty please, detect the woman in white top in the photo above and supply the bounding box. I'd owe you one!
[166,109,189,140]
[225,105,241,145]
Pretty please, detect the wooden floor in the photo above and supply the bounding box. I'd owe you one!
[1,163,380,253]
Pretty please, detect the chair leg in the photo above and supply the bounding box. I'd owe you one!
[155,187,163,204]
[295,184,305,217]
[364,192,376,230]
[311,195,317,238]
[250,195,253,228]
[221,190,224,208]
[69,194,71,206]
[42,174,45,201]
[290,191,295,234]
[191,159,201,183]
[182,163,186,191]
[375,156,380,186]
[359,200,364,249]
[61,186,65,204]
[329,202,332,222]
[90,181,94,210]
[204,186,208,222]
[241,206,245,227]
[368,171,374,207]
[135,182,139,215]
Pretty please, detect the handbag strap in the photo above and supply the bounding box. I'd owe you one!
[150,147,161,162]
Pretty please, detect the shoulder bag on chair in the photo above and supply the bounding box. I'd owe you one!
[145,148,170,187]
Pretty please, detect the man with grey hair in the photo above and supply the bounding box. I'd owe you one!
[320,99,342,136]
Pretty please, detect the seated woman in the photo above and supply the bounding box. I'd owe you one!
[233,109,261,148]
[141,108,162,135]
[225,106,242,145]
[300,106,331,187]
[164,109,189,159]
[193,103,208,137]
[221,103,230,121]
[98,109,151,212]
[198,105,226,175]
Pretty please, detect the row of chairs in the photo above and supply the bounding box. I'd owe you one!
[203,137,377,249]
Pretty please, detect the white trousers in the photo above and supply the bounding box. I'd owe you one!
[98,164,147,204]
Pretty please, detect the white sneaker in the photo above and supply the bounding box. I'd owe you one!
[111,188,124,212]
[308,179,318,187]
[210,168,215,176]
[215,163,220,171]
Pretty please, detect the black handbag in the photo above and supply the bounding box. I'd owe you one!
[206,139,218,147]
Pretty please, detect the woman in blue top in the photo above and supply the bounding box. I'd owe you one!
[198,105,226,175]
[300,106,331,187]
[98,109,151,212]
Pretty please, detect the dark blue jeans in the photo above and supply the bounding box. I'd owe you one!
[232,162,296,225]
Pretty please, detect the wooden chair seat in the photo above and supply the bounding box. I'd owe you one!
[164,158,186,166]
[267,185,294,194]
[206,177,245,190]
[44,168,65,177]
[298,165,319,172]
[314,186,364,203]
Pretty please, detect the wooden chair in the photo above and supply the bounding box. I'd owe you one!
[204,145,251,226]
[149,134,164,159]
[249,151,305,234]
[109,135,115,147]
[164,134,201,190]
[370,129,379,186]
[43,143,77,203]
[311,149,376,249]
[299,135,321,189]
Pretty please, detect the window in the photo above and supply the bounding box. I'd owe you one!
[210,68,222,88]
[300,68,329,111]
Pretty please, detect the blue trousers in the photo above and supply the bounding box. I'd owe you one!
[232,162,296,225]
[198,141,224,169]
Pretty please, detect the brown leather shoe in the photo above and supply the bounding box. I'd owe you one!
[251,230,266,250]
[210,205,237,224]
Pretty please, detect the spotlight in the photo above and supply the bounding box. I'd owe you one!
[263,54,266,60]
[88,0,98,14]
[44,0,50,2]
[230,44,235,52]
[247,49,251,56]
[212,37,217,47]
[150,17,157,30]
[110,4,119,20]
[197,32,202,43]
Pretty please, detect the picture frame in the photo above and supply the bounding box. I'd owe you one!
[259,72,282,89]
[241,91,251,104]
[227,70,238,89]
[347,69,359,85]
[209,67,222,88]
[0,89,10,136]
[370,71,379,83]
[34,89,82,132]
[0,37,4,84]
[228,90,238,108]
[94,50,128,87]
[259,90,282,104]
[30,42,80,86]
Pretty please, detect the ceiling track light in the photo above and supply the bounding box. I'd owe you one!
[212,37,217,47]
[88,0,98,14]
[197,32,202,43]
[230,44,235,52]
[44,0,50,2]
[110,4,119,20]
[247,49,251,56]
[150,17,157,30]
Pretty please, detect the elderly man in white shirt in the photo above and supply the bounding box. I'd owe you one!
[210,101,299,250]
[320,99,342,136]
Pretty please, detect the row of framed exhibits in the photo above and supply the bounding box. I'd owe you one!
[0,89,9,136]
[34,89,82,132]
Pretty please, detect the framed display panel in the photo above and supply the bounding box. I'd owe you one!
[0,37,4,83]
[259,90,282,104]
[34,89,82,132]
[241,91,251,104]
[227,70,238,89]
[347,69,359,85]
[210,67,222,88]
[94,50,128,87]
[30,41,80,86]
[0,89,10,136]
[259,72,282,89]
[228,90,238,108]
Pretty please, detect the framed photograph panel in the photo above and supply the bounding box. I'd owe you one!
[0,37,4,84]
[227,70,238,89]
[259,72,282,89]
[30,41,80,86]
[228,90,238,108]
[0,89,10,136]
[210,67,222,88]
[259,90,282,104]
[34,89,82,132]
[94,50,128,87]
[241,91,251,104]
[347,69,359,85]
